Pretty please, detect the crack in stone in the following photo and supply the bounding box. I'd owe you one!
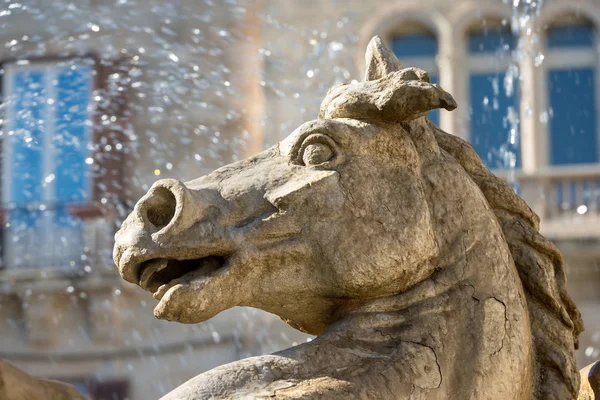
[337,175,360,213]
[404,340,443,390]
[491,296,508,357]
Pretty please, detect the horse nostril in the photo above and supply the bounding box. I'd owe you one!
[145,187,177,229]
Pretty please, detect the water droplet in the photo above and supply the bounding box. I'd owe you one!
[534,53,544,67]
[328,41,343,52]
[586,346,595,357]
[44,174,55,184]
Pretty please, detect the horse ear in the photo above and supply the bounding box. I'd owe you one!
[319,35,457,122]
[364,36,403,81]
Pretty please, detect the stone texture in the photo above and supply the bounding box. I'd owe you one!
[0,359,86,400]
[579,361,600,400]
[114,37,590,399]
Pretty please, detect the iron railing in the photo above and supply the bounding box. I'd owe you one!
[497,164,600,239]
[0,202,120,271]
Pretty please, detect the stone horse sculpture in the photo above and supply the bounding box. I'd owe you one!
[114,37,598,399]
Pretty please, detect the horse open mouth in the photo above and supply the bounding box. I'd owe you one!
[137,256,228,299]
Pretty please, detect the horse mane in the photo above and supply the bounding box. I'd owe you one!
[428,121,584,399]
[320,36,583,398]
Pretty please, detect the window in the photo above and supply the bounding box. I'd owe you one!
[1,58,94,269]
[545,17,598,165]
[390,25,440,126]
[468,21,520,169]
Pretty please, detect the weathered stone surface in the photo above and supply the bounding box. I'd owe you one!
[0,359,86,400]
[114,36,589,399]
[579,361,600,400]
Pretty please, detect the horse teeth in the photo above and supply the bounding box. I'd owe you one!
[154,284,170,300]
[139,259,168,289]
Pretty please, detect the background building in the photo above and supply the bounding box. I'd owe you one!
[0,0,598,398]
[260,0,600,366]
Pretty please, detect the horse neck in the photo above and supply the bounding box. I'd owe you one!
[334,176,518,323]
[333,228,514,332]
[332,120,522,337]
[320,217,533,398]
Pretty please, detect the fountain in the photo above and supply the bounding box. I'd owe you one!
[113,36,598,399]
[0,1,599,399]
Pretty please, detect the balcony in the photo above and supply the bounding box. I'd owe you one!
[0,202,119,281]
[500,164,600,240]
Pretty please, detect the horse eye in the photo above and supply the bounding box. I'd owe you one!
[302,142,333,166]
[295,133,341,167]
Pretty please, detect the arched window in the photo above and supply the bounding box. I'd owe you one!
[544,15,598,165]
[390,24,440,126]
[467,20,520,169]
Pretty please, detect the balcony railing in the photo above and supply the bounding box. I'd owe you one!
[0,202,119,274]
[498,164,600,239]
[0,165,597,273]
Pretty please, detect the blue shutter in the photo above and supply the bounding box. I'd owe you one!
[468,27,520,169]
[391,33,438,58]
[469,29,515,54]
[2,62,93,269]
[548,68,597,165]
[547,24,594,48]
[8,70,46,228]
[53,65,92,228]
[3,69,47,268]
[546,22,597,166]
[469,73,521,169]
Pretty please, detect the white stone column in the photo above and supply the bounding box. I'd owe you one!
[236,0,265,157]
[517,23,549,219]
[437,25,454,135]
[439,25,468,139]
[519,26,544,173]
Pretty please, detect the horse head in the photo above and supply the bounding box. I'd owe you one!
[114,37,585,399]
[113,36,456,334]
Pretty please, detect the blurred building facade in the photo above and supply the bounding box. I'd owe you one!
[260,0,600,367]
[0,1,308,399]
[0,0,598,399]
